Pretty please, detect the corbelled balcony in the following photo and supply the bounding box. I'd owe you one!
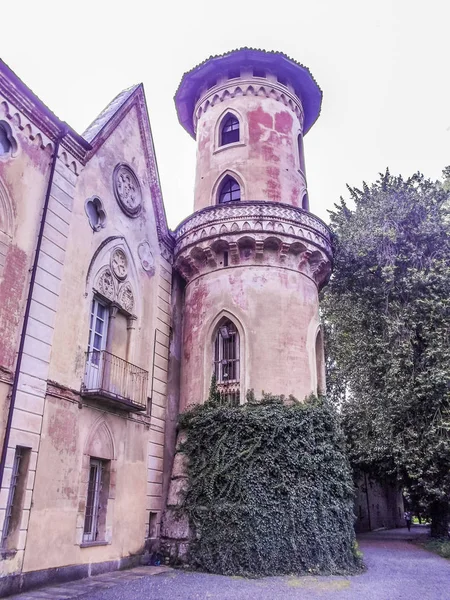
[174,201,333,287]
[82,350,148,412]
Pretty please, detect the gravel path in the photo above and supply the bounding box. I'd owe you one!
[9,528,450,600]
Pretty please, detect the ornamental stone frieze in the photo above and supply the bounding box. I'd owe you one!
[174,201,332,288]
[94,247,135,314]
[194,78,305,132]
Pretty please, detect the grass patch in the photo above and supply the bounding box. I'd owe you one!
[420,539,450,560]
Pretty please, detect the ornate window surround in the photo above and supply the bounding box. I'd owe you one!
[204,310,247,404]
[212,170,245,206]
[85,240,140,374]
[213,108,247,154]
[85,196,107,232]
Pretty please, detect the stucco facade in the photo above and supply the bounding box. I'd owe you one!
[0,62,173,593]
[0,48,396,595]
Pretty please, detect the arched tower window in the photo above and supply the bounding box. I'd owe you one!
[220,114,240,146]
[0,121,17,158]
[297,134,306,175]
[315,327,325,395]
[302,193,309,211]
[218,176,241,204]
[213,319,240,405]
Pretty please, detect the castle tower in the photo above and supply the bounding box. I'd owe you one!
[174,49,332,409]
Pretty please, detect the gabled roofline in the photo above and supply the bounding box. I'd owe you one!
[0,59,91,163]
[84,84,172,247]
[0,60,173,248]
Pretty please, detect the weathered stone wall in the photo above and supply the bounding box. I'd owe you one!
[180,265,321,409]
[193,77,308,211]
[0,93,61,576]
[160,432,189,562]
[20,100,172,575]
[0,74,172,584]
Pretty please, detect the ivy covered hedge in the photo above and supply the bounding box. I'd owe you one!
[177,394,362,577]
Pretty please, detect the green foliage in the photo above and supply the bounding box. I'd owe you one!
[207,374,221,406]
[177,394,362,577]
[322,168,450,535]
[420,538,450,559]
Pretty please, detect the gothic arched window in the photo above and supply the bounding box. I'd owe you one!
[315,327,325,395]
[297,133,306,175]
[218,176,241,204]
[0,121,16,158]
[220,114,240,146]
[214,319,240,385]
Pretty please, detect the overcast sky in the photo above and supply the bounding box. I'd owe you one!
[3,0,449,229]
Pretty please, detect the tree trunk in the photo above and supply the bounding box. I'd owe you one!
[430,500,450,538]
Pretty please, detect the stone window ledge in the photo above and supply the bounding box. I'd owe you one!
[80,540,110,548]
[1,548,17,559]
[213,141,246,155]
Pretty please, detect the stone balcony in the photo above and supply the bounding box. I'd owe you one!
[174,201,333,288]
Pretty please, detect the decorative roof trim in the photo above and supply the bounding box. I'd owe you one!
[0,59,91,163]
[174,48,323,138]
[85,85,171,244]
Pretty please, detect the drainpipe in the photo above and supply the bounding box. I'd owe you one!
[0,128,66,490]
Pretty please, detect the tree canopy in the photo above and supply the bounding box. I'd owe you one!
[322,169,450,536]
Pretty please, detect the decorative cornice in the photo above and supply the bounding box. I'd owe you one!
[0,60,91,164]
[194,79,304,133]
[175,201,331,250]
[174,48,322,138]
[174,201,332,288]
[175,47,322,96]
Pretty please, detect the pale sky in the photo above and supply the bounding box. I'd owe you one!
[3,0,449,229]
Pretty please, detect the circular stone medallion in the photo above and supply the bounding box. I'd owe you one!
[113,163,142,217]
[111,248,128,281]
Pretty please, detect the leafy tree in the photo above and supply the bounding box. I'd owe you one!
[322,169,450,537]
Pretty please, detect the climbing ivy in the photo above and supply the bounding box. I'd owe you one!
[178,394,362,577]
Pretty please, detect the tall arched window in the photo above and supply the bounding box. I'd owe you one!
[218,176,240,204]
[315,328,325,395]
[220,114,240,146]
[214,319,240,405]
[297,134,306,175]
[0,121,16,158]
[302,193,309,211]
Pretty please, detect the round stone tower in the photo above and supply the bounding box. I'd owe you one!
[174,49,332,409]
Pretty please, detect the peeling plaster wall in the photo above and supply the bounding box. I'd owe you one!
[180,264,320,410]
[0,95,52,444]
[194,91,307,211]
[22,105,172,574]
[23,397,147,572]
[0,95,55,577]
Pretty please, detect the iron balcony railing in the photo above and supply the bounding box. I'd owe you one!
[82,350,148,411]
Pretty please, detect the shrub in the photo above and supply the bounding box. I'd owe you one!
[177,394,363,576]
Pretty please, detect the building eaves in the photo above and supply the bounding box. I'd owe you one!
[174,46,323,99]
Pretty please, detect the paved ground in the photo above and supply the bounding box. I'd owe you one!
[8,527,450,600]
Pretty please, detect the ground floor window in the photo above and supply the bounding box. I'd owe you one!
[83,458,110,543]
[213,319,240,405]
[1,446,31,549]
